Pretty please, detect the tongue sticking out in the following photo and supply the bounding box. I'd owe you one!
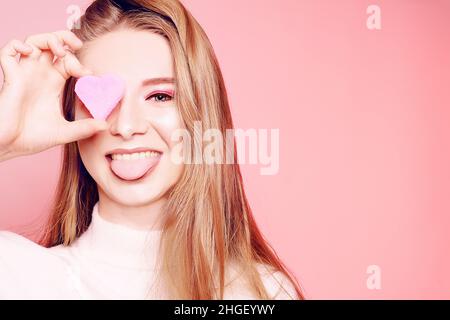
[110,156,161,181]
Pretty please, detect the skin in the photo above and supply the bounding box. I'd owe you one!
[0,31,107,162]
[75,28,185,230]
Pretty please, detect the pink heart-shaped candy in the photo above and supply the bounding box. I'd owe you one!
[74,74,126,120]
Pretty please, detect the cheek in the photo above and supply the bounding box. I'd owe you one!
[149,108,186,180]
[149,107,184,149]
[77,135,104,175]
[77,140,95,168]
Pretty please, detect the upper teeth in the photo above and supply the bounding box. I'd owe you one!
[111,151,160,160]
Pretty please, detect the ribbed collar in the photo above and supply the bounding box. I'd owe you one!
[72,201,163,270]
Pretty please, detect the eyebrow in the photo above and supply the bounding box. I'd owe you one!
[141,77,175,86]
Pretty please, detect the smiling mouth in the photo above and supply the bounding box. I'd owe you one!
[105,150,161,161]
[105,150,162,181]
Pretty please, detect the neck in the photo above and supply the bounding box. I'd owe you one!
[97,190,166,231]
[73,200,163,270]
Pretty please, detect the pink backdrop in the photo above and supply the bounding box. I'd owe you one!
[1,0,449,299]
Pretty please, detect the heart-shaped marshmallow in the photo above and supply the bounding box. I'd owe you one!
[74,74,126,120]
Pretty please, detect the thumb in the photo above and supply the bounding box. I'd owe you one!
[59,118,108,144]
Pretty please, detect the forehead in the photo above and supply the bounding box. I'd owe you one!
[78,28,174,85]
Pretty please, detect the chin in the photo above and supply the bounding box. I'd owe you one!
[110,194,162,207]
[104,180,170,207]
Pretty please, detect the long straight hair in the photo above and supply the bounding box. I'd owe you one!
[39,0,304,299]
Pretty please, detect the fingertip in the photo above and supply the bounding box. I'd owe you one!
[83,67,94,75]
[55,49,66,58]
[71,66,93,79]
[91,119,108,131]
[14,42,33,55]
[74,68,93,79]
[98,121,109,131]
[22,43,33,52]
[73,37,83,50]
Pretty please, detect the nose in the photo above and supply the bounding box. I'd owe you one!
[109,95,149,140]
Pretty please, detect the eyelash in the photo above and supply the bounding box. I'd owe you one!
[145,92,174,103]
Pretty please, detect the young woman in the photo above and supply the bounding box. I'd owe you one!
[0,0,304,299]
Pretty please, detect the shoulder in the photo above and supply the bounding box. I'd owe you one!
[0,231,76,298]
[0,231,41,279]
[0,231,78,299]
[0,230,40,252]
[255,263,300,300]
[0,230,69,255]
[0,230,70,272]
[223,261,300,300]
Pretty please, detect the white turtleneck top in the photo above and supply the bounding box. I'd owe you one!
[0,202,298,299]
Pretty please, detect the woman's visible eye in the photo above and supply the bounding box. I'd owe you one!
[145,92,174,103]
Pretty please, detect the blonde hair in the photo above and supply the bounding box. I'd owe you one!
[40,0,304,299]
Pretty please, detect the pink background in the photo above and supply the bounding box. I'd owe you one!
[1,0,449,299]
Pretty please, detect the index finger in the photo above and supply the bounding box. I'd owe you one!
[52,30,84,52]
[25,31,83,55]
